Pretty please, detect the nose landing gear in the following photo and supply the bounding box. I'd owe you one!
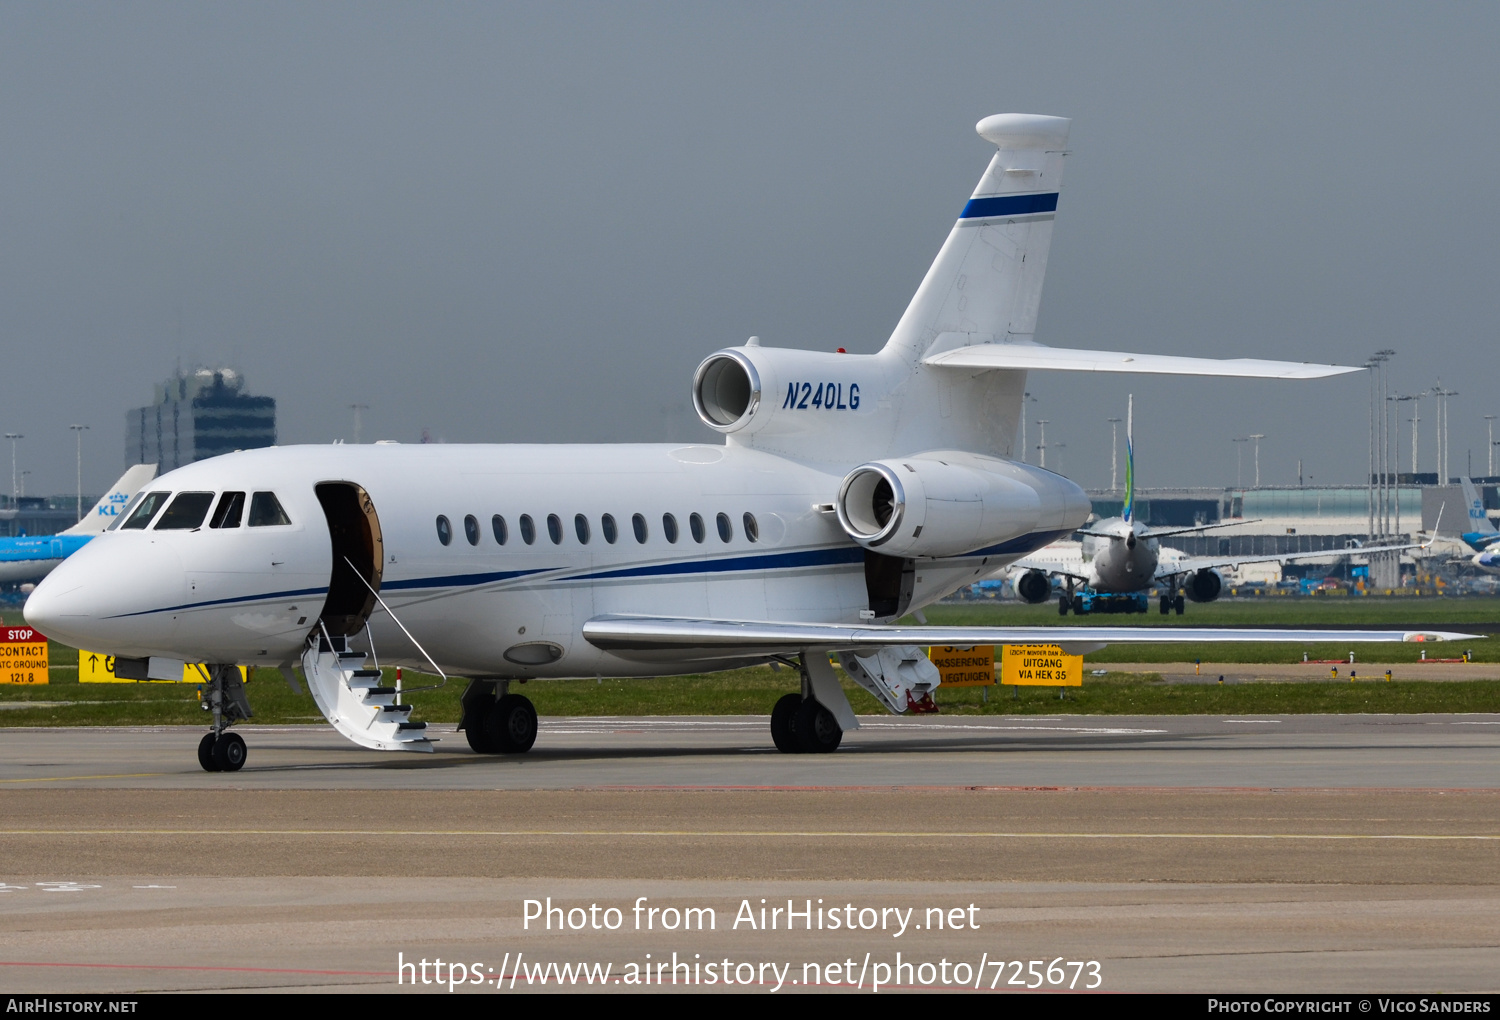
[197,664,253,772]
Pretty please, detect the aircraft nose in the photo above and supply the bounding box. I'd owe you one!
[24,536,185,654]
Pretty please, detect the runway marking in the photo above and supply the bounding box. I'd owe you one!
[2,829,1496,841]
[0,772,166,784]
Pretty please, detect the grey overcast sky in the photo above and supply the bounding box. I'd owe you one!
[2,2,1497,495]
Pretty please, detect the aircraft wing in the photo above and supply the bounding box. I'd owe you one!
[921,341,1361,379]
[582,614,1471,662]
[1158,541,1426,579]
[1140,519,1263,540]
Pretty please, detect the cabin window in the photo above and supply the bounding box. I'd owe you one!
[574,513,590,544]
[248,492,292,527]
[154,492,215,530]
[209,491,245,529]
[119,491,169,530]
[632,513,648,543]
[547,514,563,545]
[519,514,536,545]
[492,514,508,545]
[743,512,759,543]
[601,513,618,544]
[464,514,481,546]
[689,512,706,543]
[436,515,453,546]
[716,512,732,542]
[662,513,679,544]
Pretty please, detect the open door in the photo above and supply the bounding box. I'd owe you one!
[315,482,384,636]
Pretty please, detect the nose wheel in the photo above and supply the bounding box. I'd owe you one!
[197,663,254,773]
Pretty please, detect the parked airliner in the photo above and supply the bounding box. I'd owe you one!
[0,464,156,585]
[1008,400,1420,614]
[25,114,1467,772]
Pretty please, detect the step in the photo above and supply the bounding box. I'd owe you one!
[354,685,397,697]
[377,704,413,715]
[350,669,382,678]
[397,721,427,731]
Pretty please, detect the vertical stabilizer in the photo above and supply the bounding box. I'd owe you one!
[882,114,1070,364]
[1123,395,1135,524]
[1460,477,1498,543]
[62,464,158,535]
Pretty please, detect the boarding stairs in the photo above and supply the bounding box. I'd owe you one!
[837,645,941,715]
[302,630,435,752]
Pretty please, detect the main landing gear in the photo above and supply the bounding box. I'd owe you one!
[1158,594,1186,615]
[769,655,846,754]
[198,664,253,772]
[460,680,539,754]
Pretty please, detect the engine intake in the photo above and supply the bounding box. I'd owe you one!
[692,352,761,431]
[1016,569,1051,604]
[1186,567,1222,603]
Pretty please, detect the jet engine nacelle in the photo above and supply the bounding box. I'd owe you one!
[835,452,1089,559]
[1016,569,1051,604]
[692,345,890,444]
[1186,567,1223,603]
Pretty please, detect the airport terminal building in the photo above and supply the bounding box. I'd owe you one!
[1090,479,1500,566]
[125,368,276,473]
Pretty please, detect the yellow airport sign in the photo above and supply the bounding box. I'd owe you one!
[78,650,246,684]
[0,627,49,685]
[1000,644,1083,687]
[928,645,996,686]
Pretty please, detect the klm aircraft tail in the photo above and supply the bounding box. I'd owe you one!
[62,464,158,535]
[1459,477,1499,550]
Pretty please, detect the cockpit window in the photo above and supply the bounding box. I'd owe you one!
[154,492,216,530]
[120,491,169,530]
[209,491,245,529]
[108,492,145,531]
[248,491,292,527]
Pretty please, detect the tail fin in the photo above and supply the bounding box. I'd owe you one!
[1461,477,1497,536]
[1122,395,1135,524]
[882,114,1070,364]
[63,464,158,535]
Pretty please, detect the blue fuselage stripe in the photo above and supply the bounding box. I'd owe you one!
[960,192,1059,219]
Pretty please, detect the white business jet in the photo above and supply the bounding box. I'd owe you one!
[25,114,1469,772]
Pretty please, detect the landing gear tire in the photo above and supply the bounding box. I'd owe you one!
[484,694,538,753]
[1159,596,1170,615]
[770,693,802,753]
[794,698,842,754]
[210,732,246,772]
[465,721,497,754]
[198,732,220,772]
[1174,594,1186,615]
[1058,596,1069,616]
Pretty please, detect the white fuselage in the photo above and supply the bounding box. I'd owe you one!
[1080,518,1160,591]
[27,442,1081,679]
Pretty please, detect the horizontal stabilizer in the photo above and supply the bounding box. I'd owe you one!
[923,340,1361,379]
[583,614,1472,660]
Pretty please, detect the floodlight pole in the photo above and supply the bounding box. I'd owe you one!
[1248,434,1264,488]
[1035,420,1050,470]
[1110,417,1122,492]
[4,433,21,506]
[349,403,370,445]
[1488,415,1497,477]
[1233,437,1247,489]
[69,424,89,522]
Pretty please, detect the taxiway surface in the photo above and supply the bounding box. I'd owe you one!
[1,716,1497,994]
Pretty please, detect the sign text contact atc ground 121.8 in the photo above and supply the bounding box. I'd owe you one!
[0,627,49,684]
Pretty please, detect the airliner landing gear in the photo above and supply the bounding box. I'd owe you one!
[461,680,538,754]
[198,664,252,772]
[769,656,845,754]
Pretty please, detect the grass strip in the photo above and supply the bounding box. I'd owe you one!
[2,667,1499,725]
